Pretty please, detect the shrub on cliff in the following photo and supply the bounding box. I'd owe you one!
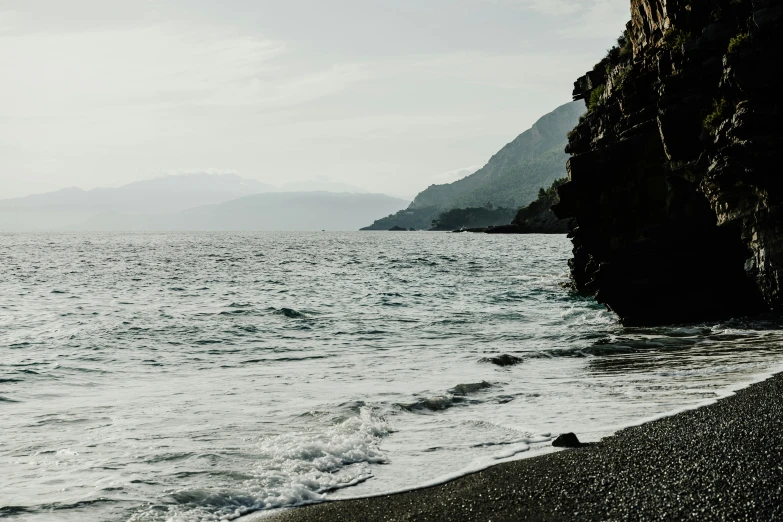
[612,66,630,92]
[618,31,633,61]
[588,85,605,112]
[597,30,633,75]
[663,28,691,51]
[703,98,731,133]
[582,30,632,113]
[728,33,749,53]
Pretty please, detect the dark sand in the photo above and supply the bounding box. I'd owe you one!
[269,372,783,521]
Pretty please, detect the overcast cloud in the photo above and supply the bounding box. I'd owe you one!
[0,0,629,199]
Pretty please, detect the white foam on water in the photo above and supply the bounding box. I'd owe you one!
[240,433,557,521]
[130,407,391,522]
[309,435,553,499]
[609,360,783,432]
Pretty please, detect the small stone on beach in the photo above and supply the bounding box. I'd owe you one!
[552,433,581,448]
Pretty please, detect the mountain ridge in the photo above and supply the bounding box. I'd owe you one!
[363,100,584,230]
[410,100,585,210]
[71,191,409,232]
[0,174,403,231]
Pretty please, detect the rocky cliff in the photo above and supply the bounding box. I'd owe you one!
[553,0,782,325]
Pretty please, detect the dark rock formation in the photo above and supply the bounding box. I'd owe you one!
[388,226,408,231]
[554,0,782,325]
[552,433,582,448]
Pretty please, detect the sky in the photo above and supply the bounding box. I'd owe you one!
[0,0,630,200]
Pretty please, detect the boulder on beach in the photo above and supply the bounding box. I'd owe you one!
[552,432,581,448]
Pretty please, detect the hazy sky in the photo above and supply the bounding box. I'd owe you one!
[0,0,629,199]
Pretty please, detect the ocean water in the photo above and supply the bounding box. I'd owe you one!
[2,232,783,521]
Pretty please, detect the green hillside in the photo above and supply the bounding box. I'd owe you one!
[362,100,584,230]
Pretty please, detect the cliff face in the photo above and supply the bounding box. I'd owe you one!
[554,0,783,325]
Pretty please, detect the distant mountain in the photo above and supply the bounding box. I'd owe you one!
[163,192,407,231]
[279,181,368,193]
[0,174,385,231]
[3,173,275,214]
[362,101,584,230]
[71,192,409,231]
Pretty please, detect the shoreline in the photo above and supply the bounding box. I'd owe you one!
[259,369,783,521]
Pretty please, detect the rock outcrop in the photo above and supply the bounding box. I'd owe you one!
[554,0,782,325]
[451,179,570,234]
[510,178,570,233]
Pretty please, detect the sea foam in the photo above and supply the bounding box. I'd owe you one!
[130,407,391,521]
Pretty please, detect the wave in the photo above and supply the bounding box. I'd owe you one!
[271,307,307,319]
[217,303,261,316]
[397,395,460,412]
[448,381,492,396]
[0,506,31,516]
[397,382,494,412]
[240,355,331,364]
[129,407,391,521]
[480,354,524,367]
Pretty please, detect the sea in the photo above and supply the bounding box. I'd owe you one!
[2,232,783,521]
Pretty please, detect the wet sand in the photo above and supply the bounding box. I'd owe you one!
[266,372,783,521]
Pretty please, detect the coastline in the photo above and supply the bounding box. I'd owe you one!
[259,370,783,521]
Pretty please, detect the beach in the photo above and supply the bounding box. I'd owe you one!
[267,371,783,521]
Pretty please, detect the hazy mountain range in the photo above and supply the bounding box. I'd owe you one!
[3,101,583,232]
[0,175,404,231]
[362,100,585,230]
